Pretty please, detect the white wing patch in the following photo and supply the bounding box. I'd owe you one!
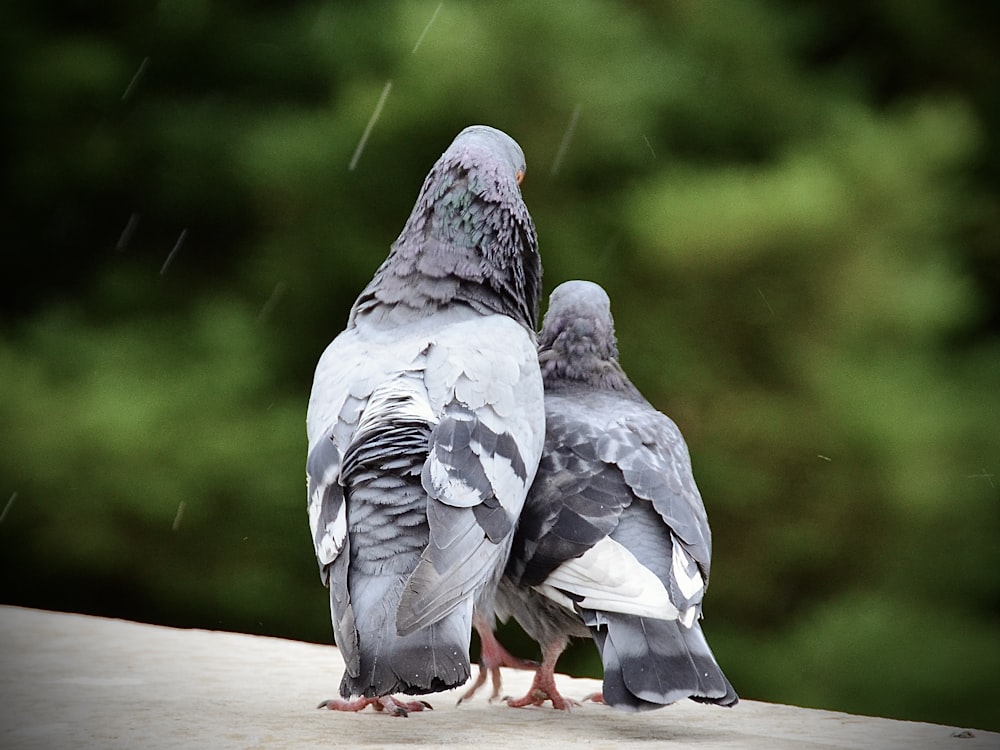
[670,540,705,628]
[672,541,705,600]
[679,605,699,629]
[307,456,346,568]
[312,502,346,568]
[425,459,482,507]
[476,444,531,512]
[537,536,680,620]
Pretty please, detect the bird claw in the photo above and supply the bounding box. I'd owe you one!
[504,688,578,712]
[457,629,538,705]
[456,665,496,705]
[318,695,433,717]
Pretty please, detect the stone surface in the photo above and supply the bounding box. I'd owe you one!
[0,605,995,750]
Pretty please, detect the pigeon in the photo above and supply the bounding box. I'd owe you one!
[306,126,545,716]
[488,279,738,711]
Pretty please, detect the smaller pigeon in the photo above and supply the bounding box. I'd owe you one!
[490,280,738,711]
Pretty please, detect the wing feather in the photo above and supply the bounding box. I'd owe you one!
[306,432,346,582]
[396,318,544,635]
[517,391,713,623]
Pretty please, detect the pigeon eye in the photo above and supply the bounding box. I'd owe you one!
[515,170,524,185]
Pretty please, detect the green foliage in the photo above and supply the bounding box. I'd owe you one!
[0,299,317,633]
[2,0,998,731]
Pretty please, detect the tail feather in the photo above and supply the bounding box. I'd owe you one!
[390,600,473,694]
[335,450,474,698]
[590,613,737,710]
[338,573,472,698]
[340,603,472,698]
[595,627,673,712]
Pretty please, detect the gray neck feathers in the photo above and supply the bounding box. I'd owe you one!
[351,155,541,332]
[537,310,641,396]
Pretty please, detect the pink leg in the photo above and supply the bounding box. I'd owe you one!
[317,695,433,717]
[458,615,539,704]
[504,638,577,711]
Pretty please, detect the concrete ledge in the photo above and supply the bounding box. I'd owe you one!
[0,605,994,749]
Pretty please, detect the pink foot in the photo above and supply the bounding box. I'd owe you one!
[317,695,433,717]
[457,665,497,705]
[503,638,575,711]
[458,617,538,704]
[582,691,606,705]
[504,671,578,711]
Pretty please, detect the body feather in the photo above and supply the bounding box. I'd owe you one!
[306,127,544,703]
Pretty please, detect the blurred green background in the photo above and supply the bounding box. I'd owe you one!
[1,0,997,732]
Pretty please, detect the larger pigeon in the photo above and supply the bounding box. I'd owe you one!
[306,126,545,716]
[493,280,738,711]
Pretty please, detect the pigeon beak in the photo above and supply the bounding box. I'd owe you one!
[515,169,524,185]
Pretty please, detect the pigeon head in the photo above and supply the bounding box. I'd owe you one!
[450,125,527,185]
[351,125,541,331]
[538,280,638,393]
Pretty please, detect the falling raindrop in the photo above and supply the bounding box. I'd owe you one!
[0,492,16,524]
[122,57,150,101]
[412,2,443,54]
[116,213,140,252]
[550,104,582,178]
[642,135,656,158]
[172,501,186,531]
[258,281,288,322]
[160,229,188,275]
[757,288,775,318]
[349,80,393,171]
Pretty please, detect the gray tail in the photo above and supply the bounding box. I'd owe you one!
[339,576,472,698]
[336,415,473,698]
[589,613,738,711]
